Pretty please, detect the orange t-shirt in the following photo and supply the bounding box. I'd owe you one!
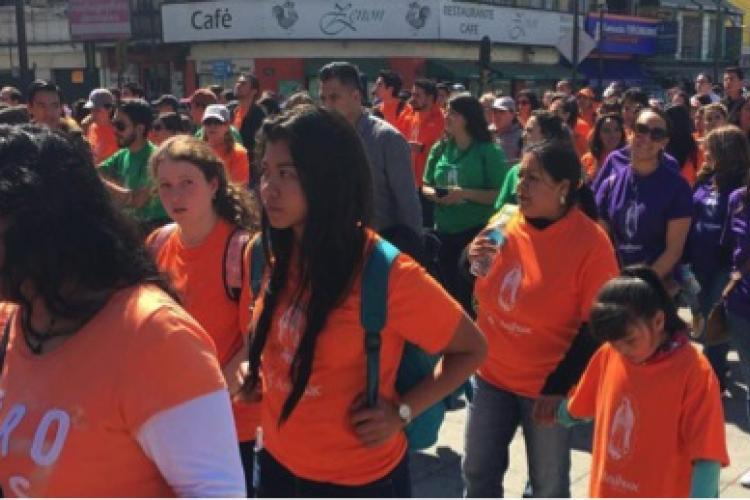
[148,220,259,442]
[581,151,598,181]
[213,142,251,187]
[0,286,226,497]
[474,208,619,398]
[88,121,119,165]
[568,343,729,497]
[402,104,446,188]
[574,118,592,157]
[679,147,704,187]
[232,104,248,131]
[377,100,412,136]
[243,231,464,485]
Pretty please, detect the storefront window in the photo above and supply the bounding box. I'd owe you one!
[681,15,702,59]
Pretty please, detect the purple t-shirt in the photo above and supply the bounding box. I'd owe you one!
[591,146,679,194]
[687,178,733,279]
[721,187,750,320]
[596,162,692,267]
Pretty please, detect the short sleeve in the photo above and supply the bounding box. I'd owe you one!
[577,228,619,320]
[119,305,226,431]
[567,345,607,419]
[666,175,694,220]
[423,141,443,186]
[679,355,730,466]
[99,150,120,175]
[720,189,742,249]
[484,144,509,189]
[595,174,614,223]
[386,255,464,355]
[495,163,519,210]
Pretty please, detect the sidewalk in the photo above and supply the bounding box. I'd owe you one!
[410,351,750,497]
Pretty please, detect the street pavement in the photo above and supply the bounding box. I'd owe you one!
[410,349,750,497]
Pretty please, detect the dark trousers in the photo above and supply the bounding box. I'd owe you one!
[256,449,412,498]
[239,440,256,497]
[437,226,483,316]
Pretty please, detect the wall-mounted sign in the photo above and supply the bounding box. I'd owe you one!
[69,0,131,41]
[585,13,658,55]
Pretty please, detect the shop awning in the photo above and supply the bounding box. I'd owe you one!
[577,58,648,85]
[304,58,388,78]
[425,59,572,82]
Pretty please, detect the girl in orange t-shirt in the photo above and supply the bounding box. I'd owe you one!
[202,104,251,187]
[581,113,627,182]
[0,127,244,496]
[465,141,619,497]
[243,105,487,497]
[148,135,261,495]
[538,266,729,497]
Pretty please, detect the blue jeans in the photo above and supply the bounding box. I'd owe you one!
[462,376,571,497]
[728,311,750,421]
[697,269,731,389]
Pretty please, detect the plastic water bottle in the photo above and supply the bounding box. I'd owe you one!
[470,204,518,277]
[252,426,263,494]
[446,166,459,188]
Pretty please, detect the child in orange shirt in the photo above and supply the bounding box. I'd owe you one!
[148,135,261,495]
[538,266,729,497]
[243,105,487,497]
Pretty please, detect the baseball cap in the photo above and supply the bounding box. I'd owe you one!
[577,87,596,99]
[151,94,179,110]
[84,88,114,109]
[492,96,516,113]
[202,104,230,124]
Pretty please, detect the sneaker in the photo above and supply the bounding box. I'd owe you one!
[741,468,750,489]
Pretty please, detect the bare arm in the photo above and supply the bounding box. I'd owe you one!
[651,217,691,278]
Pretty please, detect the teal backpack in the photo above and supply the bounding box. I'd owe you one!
[250,237,445,450]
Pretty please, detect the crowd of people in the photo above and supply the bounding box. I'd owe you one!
[0,61,748,497]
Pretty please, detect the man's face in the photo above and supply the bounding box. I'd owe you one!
[410,86,433,111]
[492,108,514,131]
[576,95,592,111]
[556,81,572,95]
[113,111,139,148]
[373,77,392,101]
[724,72,743,96]
[695,75,712,95]
[319,78,360,119]
[29,91,61,129]
[234,77,256,101]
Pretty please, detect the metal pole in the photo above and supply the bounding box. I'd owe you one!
[598,3,605,96]
[572,0,580,81]
[14,0,29,88]
[714,0,721,83]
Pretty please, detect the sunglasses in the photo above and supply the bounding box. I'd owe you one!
[634,123,668,141]
[113,121,128,132]
[517,100,530,106]
[152,123,163,131]
[203,118,225,126]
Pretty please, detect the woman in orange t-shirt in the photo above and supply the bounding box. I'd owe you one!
[0,126,244,496]
[465,141,619,497]
[202,104,251,187]
[243,105,487,497]
[148,135,261,495]
[539,267,729,497]
[581,113,627,183]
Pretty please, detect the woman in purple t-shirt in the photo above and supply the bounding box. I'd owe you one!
[595,108,693,286]
[688,126,750,393]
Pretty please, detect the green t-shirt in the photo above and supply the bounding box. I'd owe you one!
[494,161,520,210]
[100,141,167,222]
[423,140,508,234]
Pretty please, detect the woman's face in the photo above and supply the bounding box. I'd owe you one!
[445,107,468,138]
[156,159,218,227]
[203,118,229,147]
[516,95,532,117]
[516,152,569,219]
[599,118,623,153]
[260,140,308,238]
[150,120,173,146]
[522,116,543,146]
[704,110,726,133]
[694,111,705,133]
[631,111,669,164]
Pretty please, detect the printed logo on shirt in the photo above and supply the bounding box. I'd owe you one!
[498,264,523,312]
[0,392,72,496]
[608,395,636,461]
[624,200,642,241]
[704,190,719,219]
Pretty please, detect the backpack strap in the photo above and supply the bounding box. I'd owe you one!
[146,223,178,259]
[223,227,251,302]
[249,235,266,298]
[361,238,400,408]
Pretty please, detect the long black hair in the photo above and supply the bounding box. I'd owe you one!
[589,265,687,342]
[664,104,697,168]
[589,113,626,160]
[447,93,493,143]
[0,124,174,323]
[244,105,373,424]
[524,140,598,220]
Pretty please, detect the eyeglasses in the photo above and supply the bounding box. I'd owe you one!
[634,123,668,141]
[113,121,128,132]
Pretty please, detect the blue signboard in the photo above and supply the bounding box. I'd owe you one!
[211,59,233,79]
[585,14,658,55]
[656,21,678,55]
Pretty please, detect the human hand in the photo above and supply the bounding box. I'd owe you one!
[439,187,464,205]
[532,395,564,426]
[467,228,500,266]
[349,395,404,448]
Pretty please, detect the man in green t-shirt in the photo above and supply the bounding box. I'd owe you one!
[99,99,168,234]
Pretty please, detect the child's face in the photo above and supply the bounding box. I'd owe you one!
[611,312,666,365]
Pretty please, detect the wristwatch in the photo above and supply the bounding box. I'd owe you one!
[397,402,412,425]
